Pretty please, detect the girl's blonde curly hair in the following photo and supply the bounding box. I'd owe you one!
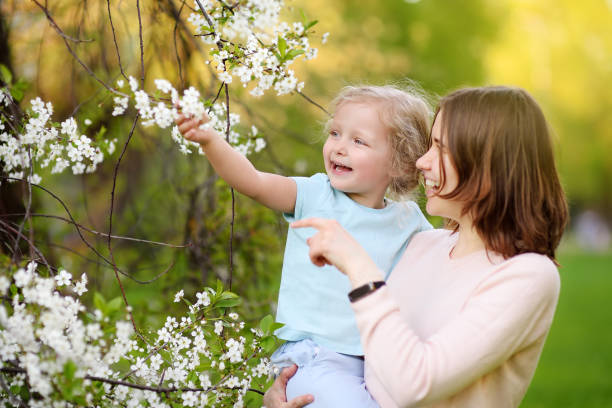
[329,84,432,199]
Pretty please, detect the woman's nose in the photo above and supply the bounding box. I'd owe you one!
[416,149,432,171]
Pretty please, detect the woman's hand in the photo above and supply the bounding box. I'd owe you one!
[263,365,314,408]
[175,111,219,146]
[291,218,384,288]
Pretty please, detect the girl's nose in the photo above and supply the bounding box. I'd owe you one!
[334,139,348,155]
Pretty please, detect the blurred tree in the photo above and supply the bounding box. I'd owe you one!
[483,0,612,221]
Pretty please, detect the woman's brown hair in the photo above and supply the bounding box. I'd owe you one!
[435,86,568,261]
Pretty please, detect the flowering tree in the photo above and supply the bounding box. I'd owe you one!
[0,0,327,406]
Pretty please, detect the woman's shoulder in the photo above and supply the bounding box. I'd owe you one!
[494,252,560,297]
[502,252,558,276]
[408,228,452,247]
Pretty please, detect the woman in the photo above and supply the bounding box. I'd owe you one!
[264,86,568,407]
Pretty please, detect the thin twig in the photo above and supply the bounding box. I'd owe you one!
[136,0,145,87]
[106,0,128,81]
[297,90,331,117]
[31,0,127,97]
[2,213,191,248]
[11,148,34,263]
[107,115,145,339]
[172,0,186,90]
[224,82,235,289]
[0,219,51,272]
[0,177,168,284]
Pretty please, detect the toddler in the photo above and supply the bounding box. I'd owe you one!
[176,85,432,407]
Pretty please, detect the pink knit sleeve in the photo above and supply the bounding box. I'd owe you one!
[351,257,560,407]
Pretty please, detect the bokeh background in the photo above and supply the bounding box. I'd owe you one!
[1,0,611,406]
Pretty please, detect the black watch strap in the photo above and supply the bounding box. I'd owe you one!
[348,281,386,303]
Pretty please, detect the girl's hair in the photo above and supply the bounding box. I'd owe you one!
[329,84,432,198]
[435,86,568,261]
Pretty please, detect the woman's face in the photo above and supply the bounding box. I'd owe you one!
[416,111,463,221]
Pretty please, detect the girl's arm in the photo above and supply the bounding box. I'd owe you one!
[176,113,297,213]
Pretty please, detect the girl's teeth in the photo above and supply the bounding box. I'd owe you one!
[425,179,439,188]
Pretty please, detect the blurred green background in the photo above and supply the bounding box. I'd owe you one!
[1,0,611,406]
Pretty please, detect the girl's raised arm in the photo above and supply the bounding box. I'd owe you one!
[176,112,297,213]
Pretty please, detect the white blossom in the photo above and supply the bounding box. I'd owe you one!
[214,320,224,335]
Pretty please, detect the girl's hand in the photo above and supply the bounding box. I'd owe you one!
[291,218,383,287]
[175,111,218,146]
[263,365,314,408]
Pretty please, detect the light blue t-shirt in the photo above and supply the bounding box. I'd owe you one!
[276,173,431,355]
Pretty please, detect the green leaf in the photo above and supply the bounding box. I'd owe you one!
[304,20,319,30]
[9,78,28,102]
[277,36,287,58]
[96,126,107,140]
[270,322,284,332]
[93,292,106,314]
[260,336,276,353]
[215,296,241,308]
[63,360,77,381]
[107,296,123,313]
[285,49,305,61]
[9,87,22,102]
[259,314,274,334]
[0,64,12,84]
[216,280,223,295]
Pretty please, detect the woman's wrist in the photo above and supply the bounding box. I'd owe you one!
[348,281,385,303]
[346,256,384,288]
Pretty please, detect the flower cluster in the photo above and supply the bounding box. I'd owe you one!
[187,0,328,96]
[0,91,116,185]
[113,77,266,156]
[0,261,278,407]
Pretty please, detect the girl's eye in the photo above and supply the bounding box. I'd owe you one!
[329,130,339,138]
[354,138,365,146]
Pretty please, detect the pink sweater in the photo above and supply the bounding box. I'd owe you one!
[352,229,560,408]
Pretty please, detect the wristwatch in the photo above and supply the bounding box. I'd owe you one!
[348,281,385,303]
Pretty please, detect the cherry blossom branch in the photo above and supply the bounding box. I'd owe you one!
[0,374,26,408]
[0,366,264,396]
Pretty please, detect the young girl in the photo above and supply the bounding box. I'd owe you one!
[280,86,568,407]
[176,85,432,406]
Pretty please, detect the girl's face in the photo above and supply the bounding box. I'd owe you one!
[323,101,395,209]
[416,111,463,221]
